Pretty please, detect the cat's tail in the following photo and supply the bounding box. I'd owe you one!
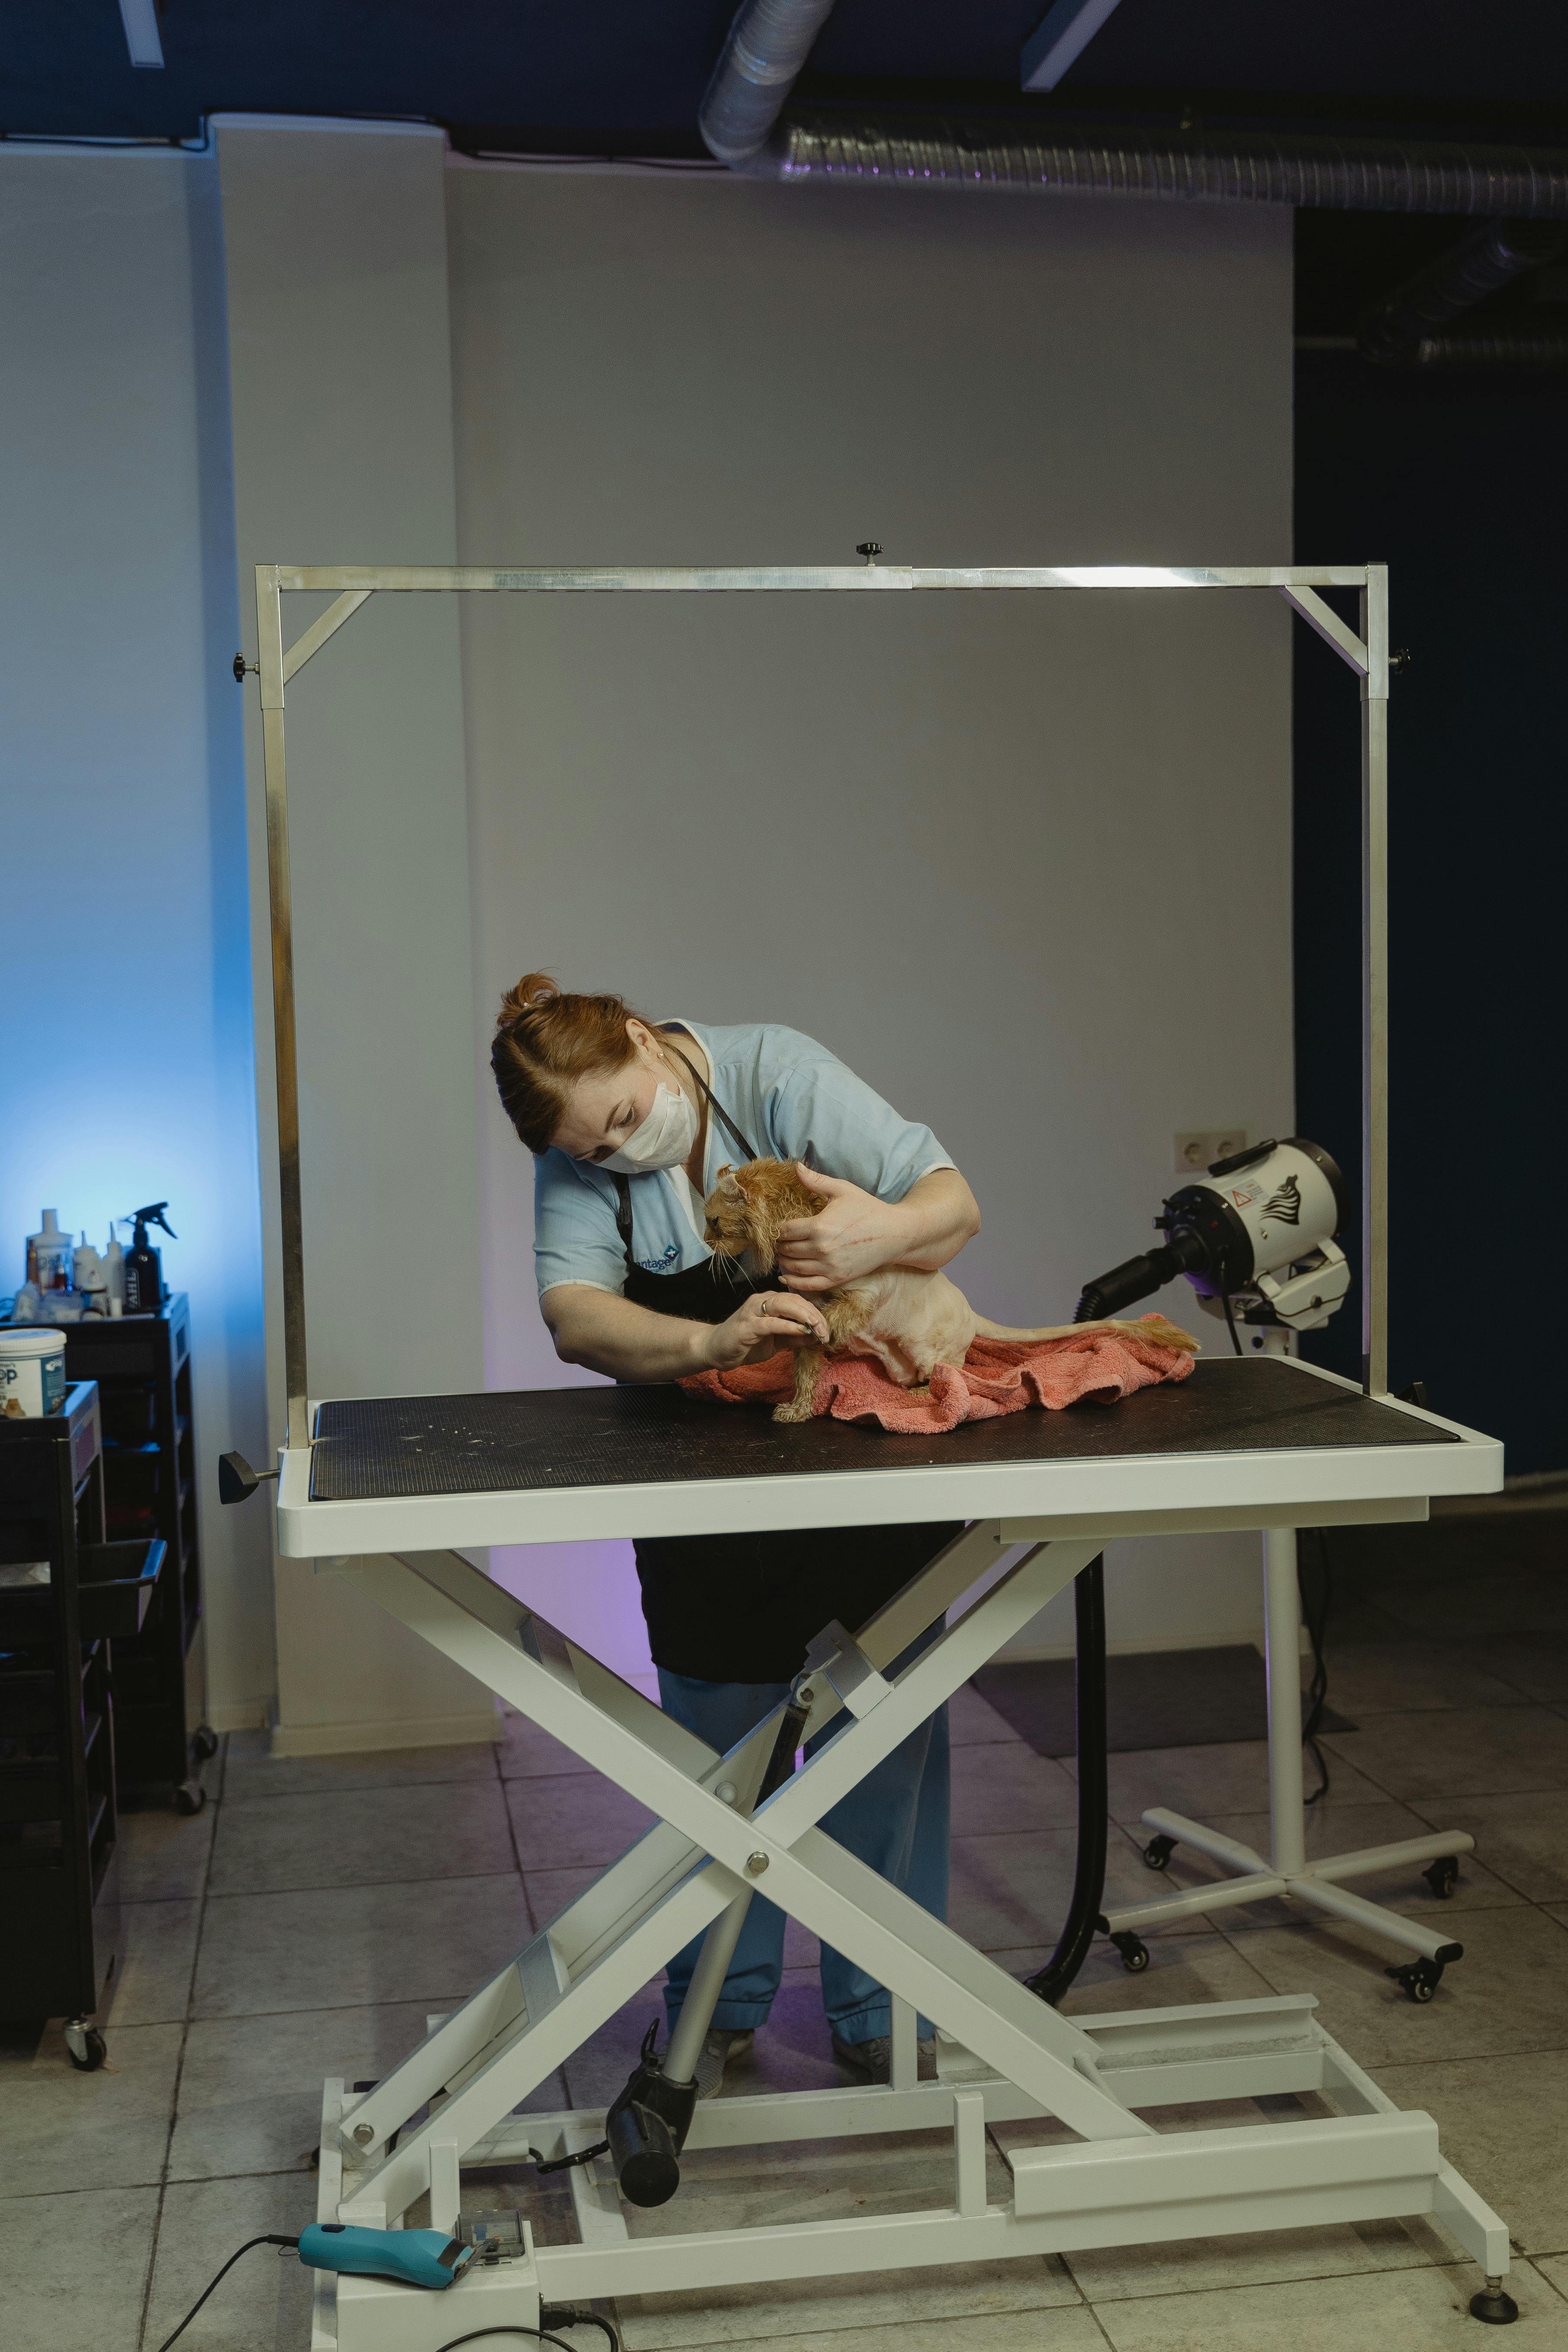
[972,1313,1201,1355]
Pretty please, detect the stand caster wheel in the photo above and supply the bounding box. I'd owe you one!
[1422,1855,1459,1900]
[1470,2277,1519,2325]
[174,1779,206,1817]
[191,1725,219,1763]
[1142,1834,1177,1871]
[65,2022,107,2071]
[1109,1931,1150,1973]
[1385,1955,1448,2002]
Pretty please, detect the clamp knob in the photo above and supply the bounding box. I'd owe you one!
[218,1450,280,1505]
[233,653,258,683]
[855,542,882,566]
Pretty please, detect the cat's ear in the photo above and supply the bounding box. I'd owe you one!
[716,1166,741,1196]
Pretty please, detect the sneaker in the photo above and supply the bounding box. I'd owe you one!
[830,2030,937,2083]
[692,2026,754,2099]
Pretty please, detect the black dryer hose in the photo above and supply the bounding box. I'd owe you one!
[1020,1552,1108,2006]
[1021,1288,1114,2007]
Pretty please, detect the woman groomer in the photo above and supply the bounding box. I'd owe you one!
[490,975,981,2097]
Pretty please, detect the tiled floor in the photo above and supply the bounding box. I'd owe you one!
[4,1504,1567,2350]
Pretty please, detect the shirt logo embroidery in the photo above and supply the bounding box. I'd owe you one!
[637,1243,683,1273]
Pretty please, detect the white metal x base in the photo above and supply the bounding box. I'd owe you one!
[302,1522,1512,2351]
[1103,1527,1474,1994]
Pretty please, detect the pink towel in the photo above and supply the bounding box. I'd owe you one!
[679,1317,1195,1434]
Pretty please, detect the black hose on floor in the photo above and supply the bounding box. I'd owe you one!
[1021,1553,1109,2006]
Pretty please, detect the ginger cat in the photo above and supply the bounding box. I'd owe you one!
[703,1158,1199,1425]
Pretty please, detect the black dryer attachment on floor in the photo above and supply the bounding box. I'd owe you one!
[605,2020,700,2208]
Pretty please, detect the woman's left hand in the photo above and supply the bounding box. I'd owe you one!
[775,1166,907,1291]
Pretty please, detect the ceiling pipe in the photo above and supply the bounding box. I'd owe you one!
[699,0,841,167]
[695,11,1568,365]
[734,105,1568,221]
[1357,218,1567,365]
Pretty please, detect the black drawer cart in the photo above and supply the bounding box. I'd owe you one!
[63,1295,214,1811]
[0,1384,165,2068]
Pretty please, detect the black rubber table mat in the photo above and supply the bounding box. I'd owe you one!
[974,1644,1356,1755]
[308,1357,1452,1504]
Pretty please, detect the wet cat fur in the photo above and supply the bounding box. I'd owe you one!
[703,1158,1199,1425]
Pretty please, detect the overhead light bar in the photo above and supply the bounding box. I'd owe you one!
[1020,0,1126,93]
[119,0,165,69]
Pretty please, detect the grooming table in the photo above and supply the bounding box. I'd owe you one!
[277,1355,1513,2350]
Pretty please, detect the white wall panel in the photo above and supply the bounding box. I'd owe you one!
[219,123,492,1746]
[447,167,1295,1664]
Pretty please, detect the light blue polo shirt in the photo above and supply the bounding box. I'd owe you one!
[534,1020,954,1300]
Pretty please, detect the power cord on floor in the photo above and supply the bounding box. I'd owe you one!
[432,2331,572,2351]
[541,2315,622,2352]
[435,2321,621,2352]
[155,2237,296,2351]
[155,2236,623,2352]
[527,2139,610,2174]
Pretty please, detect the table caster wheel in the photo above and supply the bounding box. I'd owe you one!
[174,1779,206,1817]
[1470,2276,1519,2324]
[1422,1855,1459,1900]
[1385,1955,1448,2003]
[191,1725,220,1763]
[1109,1931,1150,1973]
[1143,1834,1176,1871]
[65,2022,107,2072]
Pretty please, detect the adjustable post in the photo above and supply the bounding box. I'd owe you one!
[1263,1529,1306,1878]
[1361,562,1390,1397]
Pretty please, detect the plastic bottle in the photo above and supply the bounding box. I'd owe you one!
[26,1211,72,1293]
[74,1236,108,1316]
[104,1226,126,1315]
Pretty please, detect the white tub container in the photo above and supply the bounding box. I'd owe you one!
[0,1329,68,1418]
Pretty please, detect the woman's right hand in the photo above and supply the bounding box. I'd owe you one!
[704,1289,830,1371]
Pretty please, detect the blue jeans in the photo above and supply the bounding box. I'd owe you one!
[656,1625,949,2047]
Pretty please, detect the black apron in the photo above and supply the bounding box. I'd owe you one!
[620,1035,960,1684]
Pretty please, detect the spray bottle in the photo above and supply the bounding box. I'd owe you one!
[123,1203,175,1314]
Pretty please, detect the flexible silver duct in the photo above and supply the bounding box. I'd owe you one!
[1358,218,1566,360]
[699,0,841,167]
[746,108,1568,219]
[1413,331,1568,366]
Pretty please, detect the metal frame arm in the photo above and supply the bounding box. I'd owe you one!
[247,556,1390,1444]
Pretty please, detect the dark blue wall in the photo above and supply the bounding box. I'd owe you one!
[1294,351,1566,1472]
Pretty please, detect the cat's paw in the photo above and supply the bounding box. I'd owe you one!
[772,1400,814,1423]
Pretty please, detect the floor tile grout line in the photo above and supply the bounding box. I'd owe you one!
[1372,2039,1568,2073]
[1071,2251,1507,2311]
[0,2164,331,2203]
[497,1709,540,1933]
[205,1864,545,1900]
[133,1732,226,2352]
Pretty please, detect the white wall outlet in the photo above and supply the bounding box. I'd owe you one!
[1174,1130,1247,1176]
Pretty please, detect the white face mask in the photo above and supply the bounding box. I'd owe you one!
[599,1080,700,1175]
